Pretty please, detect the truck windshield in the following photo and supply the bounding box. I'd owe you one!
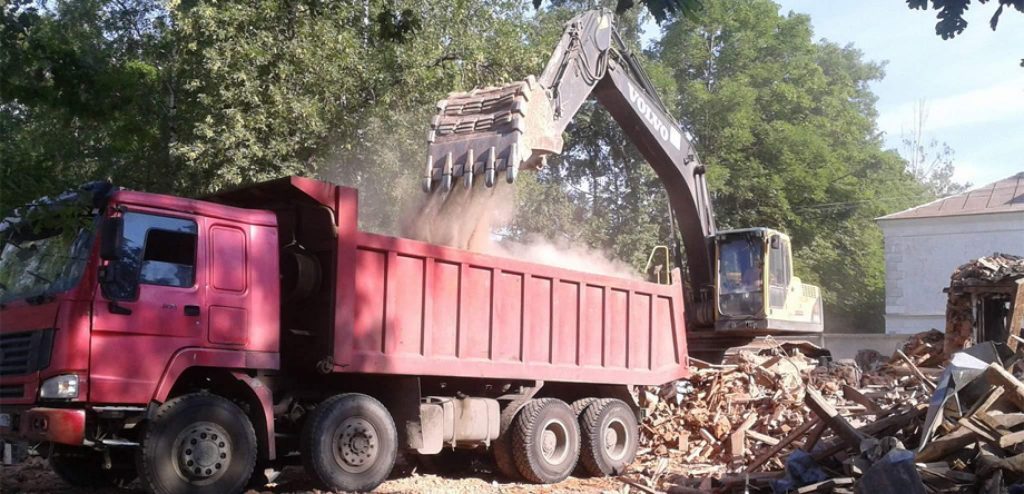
[0,215,96,304]
[718,235,764,316]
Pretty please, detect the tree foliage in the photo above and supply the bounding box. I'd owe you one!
[906,0,1024,39]
[657,0,939,330]
[1,0,962,331]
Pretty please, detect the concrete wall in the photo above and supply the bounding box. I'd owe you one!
[879,211,1024,335]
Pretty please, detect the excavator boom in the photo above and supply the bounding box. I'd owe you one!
[423,9,823,339]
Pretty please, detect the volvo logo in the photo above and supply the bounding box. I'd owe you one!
[627,82,683,151]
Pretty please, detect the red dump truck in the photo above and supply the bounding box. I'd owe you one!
[0,176,688,493]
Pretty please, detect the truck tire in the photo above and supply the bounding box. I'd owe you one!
[569,397,599,476]
[136,392,257,494]
[301,393,397,493]
[570,397,599,417]
[492,435,521,480]
[511,398,580,484]
[50,444,136,488]
[578,398,638,476]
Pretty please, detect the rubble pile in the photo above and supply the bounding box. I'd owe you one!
[625,334,1024,493]
[949,253,1024,288]
[945,253,1024,356]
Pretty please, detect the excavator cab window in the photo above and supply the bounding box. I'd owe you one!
[768,234,791,309]
[717,234,765,317]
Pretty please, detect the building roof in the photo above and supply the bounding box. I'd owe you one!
[878,171,1024,221]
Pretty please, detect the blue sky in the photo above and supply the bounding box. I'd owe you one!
[647,1,1024,188]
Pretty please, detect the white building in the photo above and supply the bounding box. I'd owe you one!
[877,172,1024,334]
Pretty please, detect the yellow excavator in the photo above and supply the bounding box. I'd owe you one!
[421,10,822,355]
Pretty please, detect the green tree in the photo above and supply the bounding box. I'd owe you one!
[657,0,933,330]
[1,0,171,211]
[1,0,545,220]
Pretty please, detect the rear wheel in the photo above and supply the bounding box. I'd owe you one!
[301,393,397,493]
[136,392,257,494]
[570,398,599,417]
[492,435,521,480]
[511,398,580,484]
[50,444,136,488]
[579,399,638,476]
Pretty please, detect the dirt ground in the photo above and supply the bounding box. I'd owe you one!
[0,456,629,494]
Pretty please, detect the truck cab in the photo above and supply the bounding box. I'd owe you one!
[0,183,281,491]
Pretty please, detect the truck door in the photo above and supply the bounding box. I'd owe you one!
[206,224,249,346]
[90,210,206,403]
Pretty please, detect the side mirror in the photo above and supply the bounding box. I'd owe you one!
[99,217,123,261]
[770,236,780,250]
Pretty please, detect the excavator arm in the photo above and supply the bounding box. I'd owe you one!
[424,10,717,311]
[424,9,823,340]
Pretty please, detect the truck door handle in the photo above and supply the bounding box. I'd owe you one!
[184,305,201,317]
[108,301,132,316]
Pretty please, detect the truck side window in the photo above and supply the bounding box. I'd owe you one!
[122,212,198,289]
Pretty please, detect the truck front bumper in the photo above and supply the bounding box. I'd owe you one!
[0,407,85,446]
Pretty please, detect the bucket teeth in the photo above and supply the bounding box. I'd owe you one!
[423,155,435,192]
[506,146,518,184]
[484,147,496,187]
[463,148,475,189]
[442,152,454,192]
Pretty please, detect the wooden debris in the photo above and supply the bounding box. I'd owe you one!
[805,388,867,448]
[633,334,1024,494]
[895,349,937,392]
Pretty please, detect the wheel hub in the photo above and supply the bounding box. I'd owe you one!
[333,417,379,473]
[176,422,231,481]
[539,419,569,465]
[604,418,629,461]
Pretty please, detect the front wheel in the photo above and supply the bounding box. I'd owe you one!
[136,392,257,494]
[301,393,397,493]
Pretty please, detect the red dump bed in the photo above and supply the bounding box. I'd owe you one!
[322,184,689,386]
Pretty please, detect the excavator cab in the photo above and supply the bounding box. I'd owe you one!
[714,228,822,333]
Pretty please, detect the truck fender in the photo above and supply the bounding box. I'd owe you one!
[151,348,279,403]
[230,372,276,461]
[496,381,544,435]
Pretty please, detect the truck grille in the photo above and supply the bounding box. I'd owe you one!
[0,384,24,399]
[0,329,55,377]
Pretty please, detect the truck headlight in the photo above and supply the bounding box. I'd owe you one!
[39,374,79,400]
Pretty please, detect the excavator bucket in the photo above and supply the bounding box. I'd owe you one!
[424,76,563,193]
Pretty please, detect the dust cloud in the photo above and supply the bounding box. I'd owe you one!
[400,181,640,280]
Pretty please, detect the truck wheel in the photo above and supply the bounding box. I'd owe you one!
[301,393,397,493]
[511,398,580,484]
[570,397,599,417]
[492,435,521,480]
[579,399,638,476]
[569,397,599,476]
[50,444,136,487]
[137,392,257,494]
